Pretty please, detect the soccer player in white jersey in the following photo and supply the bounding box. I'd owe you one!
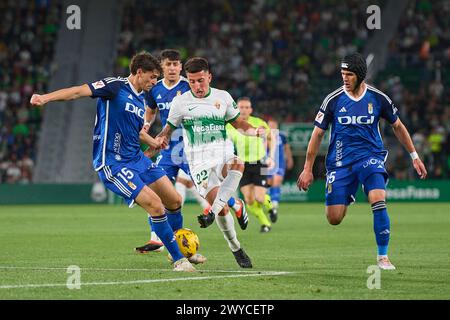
[156,57,266,268]
[30,52,199,272]
[297,53,427,270]
[134,49,210,254]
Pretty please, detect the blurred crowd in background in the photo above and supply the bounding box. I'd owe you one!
[0,1,61,183]
[0,0,448,183]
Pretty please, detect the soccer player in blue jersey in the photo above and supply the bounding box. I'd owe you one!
[267,119,294,223]
[135,49,246,253]
[30,51,198,272]
[297,53,427,270]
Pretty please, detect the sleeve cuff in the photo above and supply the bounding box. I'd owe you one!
[226,112,240,123]
[167,120,178,129]
[314,122,328,130]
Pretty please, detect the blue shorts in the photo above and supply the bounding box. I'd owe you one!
[268,165,286,178]
[98,154,166,208]
[155,148,191,181]
[325,156,389,206]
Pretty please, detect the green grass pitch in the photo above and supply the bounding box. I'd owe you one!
[0,203,449,299]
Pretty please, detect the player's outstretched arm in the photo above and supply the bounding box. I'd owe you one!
[391,119,427,179]
[230,116,265,137]
[30,84,92,106]
[297,126,326,191]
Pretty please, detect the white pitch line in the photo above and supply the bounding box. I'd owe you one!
[0,266,267,274]
[0,271,292,289]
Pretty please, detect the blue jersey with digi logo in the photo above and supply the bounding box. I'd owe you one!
[146,77,191,179]
[88,77,147,171]
[147,77,190,127]
[314,85,399,171]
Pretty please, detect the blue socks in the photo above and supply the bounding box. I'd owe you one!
[151,214,184,262]
[147,216,153,234]
[372,200,390,256]
[269,186,281,204]
[148,207,183,237]
[165,206,183,232]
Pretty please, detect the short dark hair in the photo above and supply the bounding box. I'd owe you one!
[160,49,181,62]
[129,51,162,75]
[184,57,210,73]
[237,96,252,103]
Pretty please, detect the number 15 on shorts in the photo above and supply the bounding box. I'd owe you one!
[326,171,336,194]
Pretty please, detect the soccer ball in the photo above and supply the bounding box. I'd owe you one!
[174,228,200,258]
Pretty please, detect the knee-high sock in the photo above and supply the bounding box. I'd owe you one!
[215,213,240,252]
[175,181,187,205]
[261,194,273,213]
[188,185,210,209]
[372,201,390,256]
[211,170,243,216]
[165,207,183,232]
[150,214,184,262]
[248,201,271,227]
[147,214,160,242]
[269,186,281,208]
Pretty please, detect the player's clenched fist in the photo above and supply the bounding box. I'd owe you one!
[297,170,314,191]
[30,94,46,106]
[155,136,168,150]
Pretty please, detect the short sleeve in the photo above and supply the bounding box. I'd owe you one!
[166,96,183,128]
[88,78,121,99]
[314,96,335,130]
[146,91,157,110]
[380,94,399,124]
[224,92,240,123]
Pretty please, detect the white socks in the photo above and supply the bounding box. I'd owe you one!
[211,170,243,215]
[216,213,240,252]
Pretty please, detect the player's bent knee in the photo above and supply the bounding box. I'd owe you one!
[136,188,163,216]
[367,189,386,204]
[327,215,343,225]
[244,194,254,205]
[218,207,229,216]
[163,189,182,209]
[171,192,183,208]
[255,195,265,204]
[326,206,346,225]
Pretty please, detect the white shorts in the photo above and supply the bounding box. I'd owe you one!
[190,155,237,198]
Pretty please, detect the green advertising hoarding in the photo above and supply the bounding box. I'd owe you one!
[279,122,329,154]
[0,180,448,205]
[278,179,449,202]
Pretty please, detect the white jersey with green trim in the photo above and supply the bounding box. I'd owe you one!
[167,87,239,167]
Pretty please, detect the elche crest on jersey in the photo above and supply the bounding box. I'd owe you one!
[214,101,221,109]
[368,103,373,114]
